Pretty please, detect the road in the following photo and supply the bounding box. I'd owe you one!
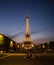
[0,53,54,65]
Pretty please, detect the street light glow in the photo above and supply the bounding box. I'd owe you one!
[0,34,4,44]
[10,41,13,47]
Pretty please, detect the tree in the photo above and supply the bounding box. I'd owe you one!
[49,41,54,50]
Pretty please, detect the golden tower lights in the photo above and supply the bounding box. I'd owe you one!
[22,16,34,49]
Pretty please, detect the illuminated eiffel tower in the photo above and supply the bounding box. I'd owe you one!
[22,16,34,49]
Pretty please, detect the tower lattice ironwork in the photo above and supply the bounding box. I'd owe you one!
[22,16,34,49]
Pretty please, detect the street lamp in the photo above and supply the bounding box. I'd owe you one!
[42,44,45,48]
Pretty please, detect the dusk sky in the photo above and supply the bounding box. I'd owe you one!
[0,0,54,44]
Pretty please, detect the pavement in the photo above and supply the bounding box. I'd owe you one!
[0,53,54,65]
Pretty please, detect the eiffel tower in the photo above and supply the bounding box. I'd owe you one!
[22,16,34,49]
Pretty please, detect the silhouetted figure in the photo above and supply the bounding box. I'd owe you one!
[24,52,35,58]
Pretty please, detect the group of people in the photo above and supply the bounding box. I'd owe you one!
[24,52,35,58]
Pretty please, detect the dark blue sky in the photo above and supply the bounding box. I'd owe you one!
[0,0,54,44]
